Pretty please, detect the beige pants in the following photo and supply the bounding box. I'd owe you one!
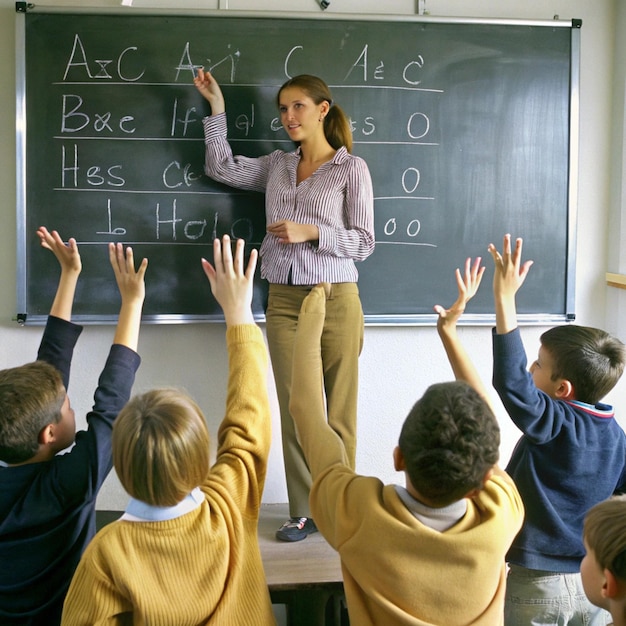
[265,282,364,517]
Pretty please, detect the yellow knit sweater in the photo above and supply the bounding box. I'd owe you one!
[61,325,276,626]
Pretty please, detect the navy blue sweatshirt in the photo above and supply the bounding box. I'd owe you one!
[492,327,626,572]
[0,316,141,625]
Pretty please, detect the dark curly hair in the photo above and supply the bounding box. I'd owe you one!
[398,381,500,506]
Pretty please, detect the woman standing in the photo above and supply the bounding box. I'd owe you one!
[194,70,375,542]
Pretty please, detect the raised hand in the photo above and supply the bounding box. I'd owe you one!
[108,242,148,307]
[37,226,82,321]
[434,257,485,333]
[488,234,533,334]
[37,226,81,277]
[201,235,258,327]
[108,242,148,350]
[488,234,533,301]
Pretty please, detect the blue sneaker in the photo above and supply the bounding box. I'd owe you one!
[275,517,318,542]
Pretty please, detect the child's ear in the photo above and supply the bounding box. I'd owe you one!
[464,467,495,499]
[602,568,626,599]
[38,423,56,445]
[602,568,618,599]
[393,446,405,472]
[554,379,574,400]
[483,467,494,485]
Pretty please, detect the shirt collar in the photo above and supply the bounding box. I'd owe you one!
[395,485,468,532]
[565,399,615,418]
[293,145,349,164]
[122,487,204,522]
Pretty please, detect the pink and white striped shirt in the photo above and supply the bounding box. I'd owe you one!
[202,113,375,285]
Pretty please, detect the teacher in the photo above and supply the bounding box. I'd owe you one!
[194,70,375,542]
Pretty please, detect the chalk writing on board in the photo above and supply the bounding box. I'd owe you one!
[54,33,442,250]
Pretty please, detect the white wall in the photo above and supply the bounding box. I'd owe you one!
[0,0,624,510]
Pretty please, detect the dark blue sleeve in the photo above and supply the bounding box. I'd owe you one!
[52,344,141,503]
[89,344,141,428]
[492,327,568,444]
[36,316,83,391]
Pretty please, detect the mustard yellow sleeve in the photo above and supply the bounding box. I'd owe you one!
[288,287,349,478]
[209,324,271,514]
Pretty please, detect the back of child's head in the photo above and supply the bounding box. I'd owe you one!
[540,325,625,404]
[584,495,626,583]
[398,381,500,507]
[0,361,65,464]
[113,388,210,507]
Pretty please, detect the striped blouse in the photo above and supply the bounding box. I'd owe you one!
[202,113,375,285]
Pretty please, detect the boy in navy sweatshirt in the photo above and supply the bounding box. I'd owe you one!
[0,227,147,626]
[489,233,626,626]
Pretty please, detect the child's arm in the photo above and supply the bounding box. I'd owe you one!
[108,242,148,351]
[36,226,81,322]
[487,233,533,335]
[59,243,147,497]
[434,257,496,413]
[201,236,270,511]
[289,284,350,478]
[35,228,84,390]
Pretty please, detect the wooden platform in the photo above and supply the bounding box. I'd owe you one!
[259,503,342,590]
[259,504,346,626]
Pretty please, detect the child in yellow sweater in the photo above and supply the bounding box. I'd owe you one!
[61,236,276,626]
[288,258,523,625]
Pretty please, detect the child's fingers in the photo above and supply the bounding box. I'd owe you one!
[487,243,501,263]
[109,242,127,275]
[233,237,245,275]
[124,246,135,273]
[455,267,466,294]
[136,256,148,278]
[201,257,216,284]
[470,257,482,278]
[211,237,223,274]
[108,242,117,271]
[220,235,233,272]
[245,248,258,280]
[502,233,511,255]
[512,237,524,266]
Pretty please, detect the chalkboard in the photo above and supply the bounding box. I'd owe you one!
[16,10,580,324]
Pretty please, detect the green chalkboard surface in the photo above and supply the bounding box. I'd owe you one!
[16,10,580,324]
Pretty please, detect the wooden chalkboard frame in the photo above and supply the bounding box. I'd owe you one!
[15,8,580,325]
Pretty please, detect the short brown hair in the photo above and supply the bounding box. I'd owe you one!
[398,381,500,506]
[0,361,65,464]
[113,389,210,506]
[540,325,625,404]
[584,495,626,582]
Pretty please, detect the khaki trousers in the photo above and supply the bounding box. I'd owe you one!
[265,282,364,517]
